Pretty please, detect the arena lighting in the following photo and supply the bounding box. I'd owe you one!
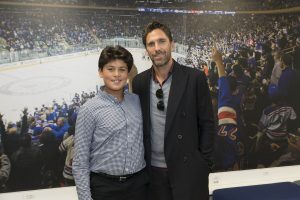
[137,7,235,15]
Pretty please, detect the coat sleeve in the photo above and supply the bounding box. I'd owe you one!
[196,71,215,170]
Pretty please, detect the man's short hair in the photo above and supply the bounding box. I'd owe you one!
[98,45,133,72]
[142,21,173,47]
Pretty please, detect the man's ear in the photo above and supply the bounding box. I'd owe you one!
[171,41,175,52]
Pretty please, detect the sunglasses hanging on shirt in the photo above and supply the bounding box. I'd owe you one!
[156,88,164,111]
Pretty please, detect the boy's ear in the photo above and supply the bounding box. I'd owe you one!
[98,70,103,78]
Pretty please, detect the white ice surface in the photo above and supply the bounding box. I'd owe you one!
[0,48,182,123]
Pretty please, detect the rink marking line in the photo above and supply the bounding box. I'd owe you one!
[0,76,72,96]
[0,72,20,80]
[0,62,41,72]
[0,52,100,72]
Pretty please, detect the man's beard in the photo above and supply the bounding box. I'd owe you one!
[151,52,171,67]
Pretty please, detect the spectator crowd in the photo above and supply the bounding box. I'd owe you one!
[3,0,300,10]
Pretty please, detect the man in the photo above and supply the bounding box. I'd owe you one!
[73,46,147,200]
[132,21,215,200]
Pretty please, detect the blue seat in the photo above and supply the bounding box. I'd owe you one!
[213,182,300,200]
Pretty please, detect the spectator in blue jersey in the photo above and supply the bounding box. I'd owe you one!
[256,84,297,168]
[212,47,243,171]
[45,107,57,123]
[73,45,147,200]
[46,117,69,141]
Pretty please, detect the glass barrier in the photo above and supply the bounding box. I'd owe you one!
[0,38,188,66]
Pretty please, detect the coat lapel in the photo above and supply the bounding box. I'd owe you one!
[165,62,188,136]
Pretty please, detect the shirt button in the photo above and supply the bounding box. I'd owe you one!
[183,156,188,163]
[177,134,183,140]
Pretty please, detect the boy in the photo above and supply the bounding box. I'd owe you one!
[73,45,147,200]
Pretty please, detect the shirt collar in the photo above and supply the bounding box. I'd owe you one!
[99,85,128,102]
[151,60,174,87]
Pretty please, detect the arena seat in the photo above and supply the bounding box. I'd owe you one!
[213,182,300,200]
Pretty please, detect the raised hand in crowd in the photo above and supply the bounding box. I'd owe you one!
[22,108,28,116]
[212,47,226,77]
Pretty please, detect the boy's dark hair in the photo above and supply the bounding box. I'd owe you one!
[142,21,173,47]
[98,45,133,72]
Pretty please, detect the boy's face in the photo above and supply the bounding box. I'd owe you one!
[99,59,128,96]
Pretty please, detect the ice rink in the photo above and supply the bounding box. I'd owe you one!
[0,48,182,123]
